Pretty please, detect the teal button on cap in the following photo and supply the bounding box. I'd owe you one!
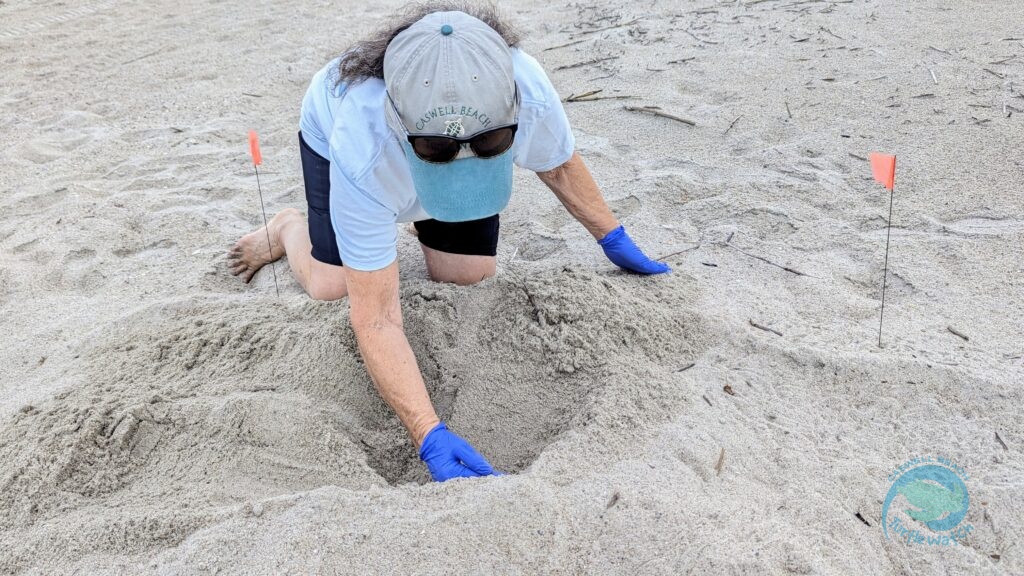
[441,24,453,35]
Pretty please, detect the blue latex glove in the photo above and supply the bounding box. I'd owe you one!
[598,225,671,274]
[419,422,497,482]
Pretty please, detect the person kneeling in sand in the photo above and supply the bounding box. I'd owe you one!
[228,4,668,481]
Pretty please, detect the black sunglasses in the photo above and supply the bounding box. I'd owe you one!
[386,89,519,164]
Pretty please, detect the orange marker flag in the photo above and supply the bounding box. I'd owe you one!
[248,130,262,166]
[869,152,895,190]
[870,151,897,348]
[245,129,278,296]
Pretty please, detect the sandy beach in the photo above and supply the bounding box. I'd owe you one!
[1,0,1022,573]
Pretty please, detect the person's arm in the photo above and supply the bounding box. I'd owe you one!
[536,151,670,274]
[346,261,496,481]
[535,151,618,240]
[346,261,439,445]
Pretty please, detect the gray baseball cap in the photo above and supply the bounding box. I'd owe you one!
[383,11,518,222]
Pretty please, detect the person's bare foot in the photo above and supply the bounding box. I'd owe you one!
[228,208,302,283]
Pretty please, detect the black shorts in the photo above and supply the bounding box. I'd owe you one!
[299,131,500,266]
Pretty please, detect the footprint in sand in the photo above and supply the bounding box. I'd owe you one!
[518,234,566,261]
[112,238,176,259]
[63,248,96,262]
[10,237,55,266]
[17,110,105,164]
[934,216,1024,237]
[19,140,66,164]
[737,207,799,237]
[608,194,642,220]
[8,187,69,218]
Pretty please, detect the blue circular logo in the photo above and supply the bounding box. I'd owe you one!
[882,459,972,545]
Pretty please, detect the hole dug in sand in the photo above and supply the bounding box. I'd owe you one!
[363,267,700,484]
[0,268,700,567]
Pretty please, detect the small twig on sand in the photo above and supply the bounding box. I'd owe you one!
[855,512,872,526]
[656,243,701,260]
[995,431,1009,450]
[570,95,637,102]
[714,448,726,476]
[572,17,642,37]
[677,363,696,372]
[749,319,783,336]
[605,492,620,509]
[820,26,844,40]
[929,68,938,85]
[849,152,867,161]
[728,243,810,276]
[785,101,793,118]
[623,105,696,126]
[724,115,743,135]
[667,57,696,64]
[947,326,970,341]
[543,38,589,51]
[683,29,720,45]
[565,89,601,101]
[564,89,636,102]
[123,48,164,65]
[702,394,713,407]
[555,56,619,71]
[983,68,1006,79]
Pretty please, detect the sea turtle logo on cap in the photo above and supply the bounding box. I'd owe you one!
[881,456,973,546]
[444,118,465,137]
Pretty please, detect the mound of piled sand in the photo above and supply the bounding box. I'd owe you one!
[0,268,707,570]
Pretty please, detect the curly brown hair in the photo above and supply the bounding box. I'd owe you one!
[336,1,522,87]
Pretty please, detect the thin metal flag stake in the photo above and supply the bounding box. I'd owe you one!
[249,130,279,297]
[869,152,896,348]
[878,181,895,348]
